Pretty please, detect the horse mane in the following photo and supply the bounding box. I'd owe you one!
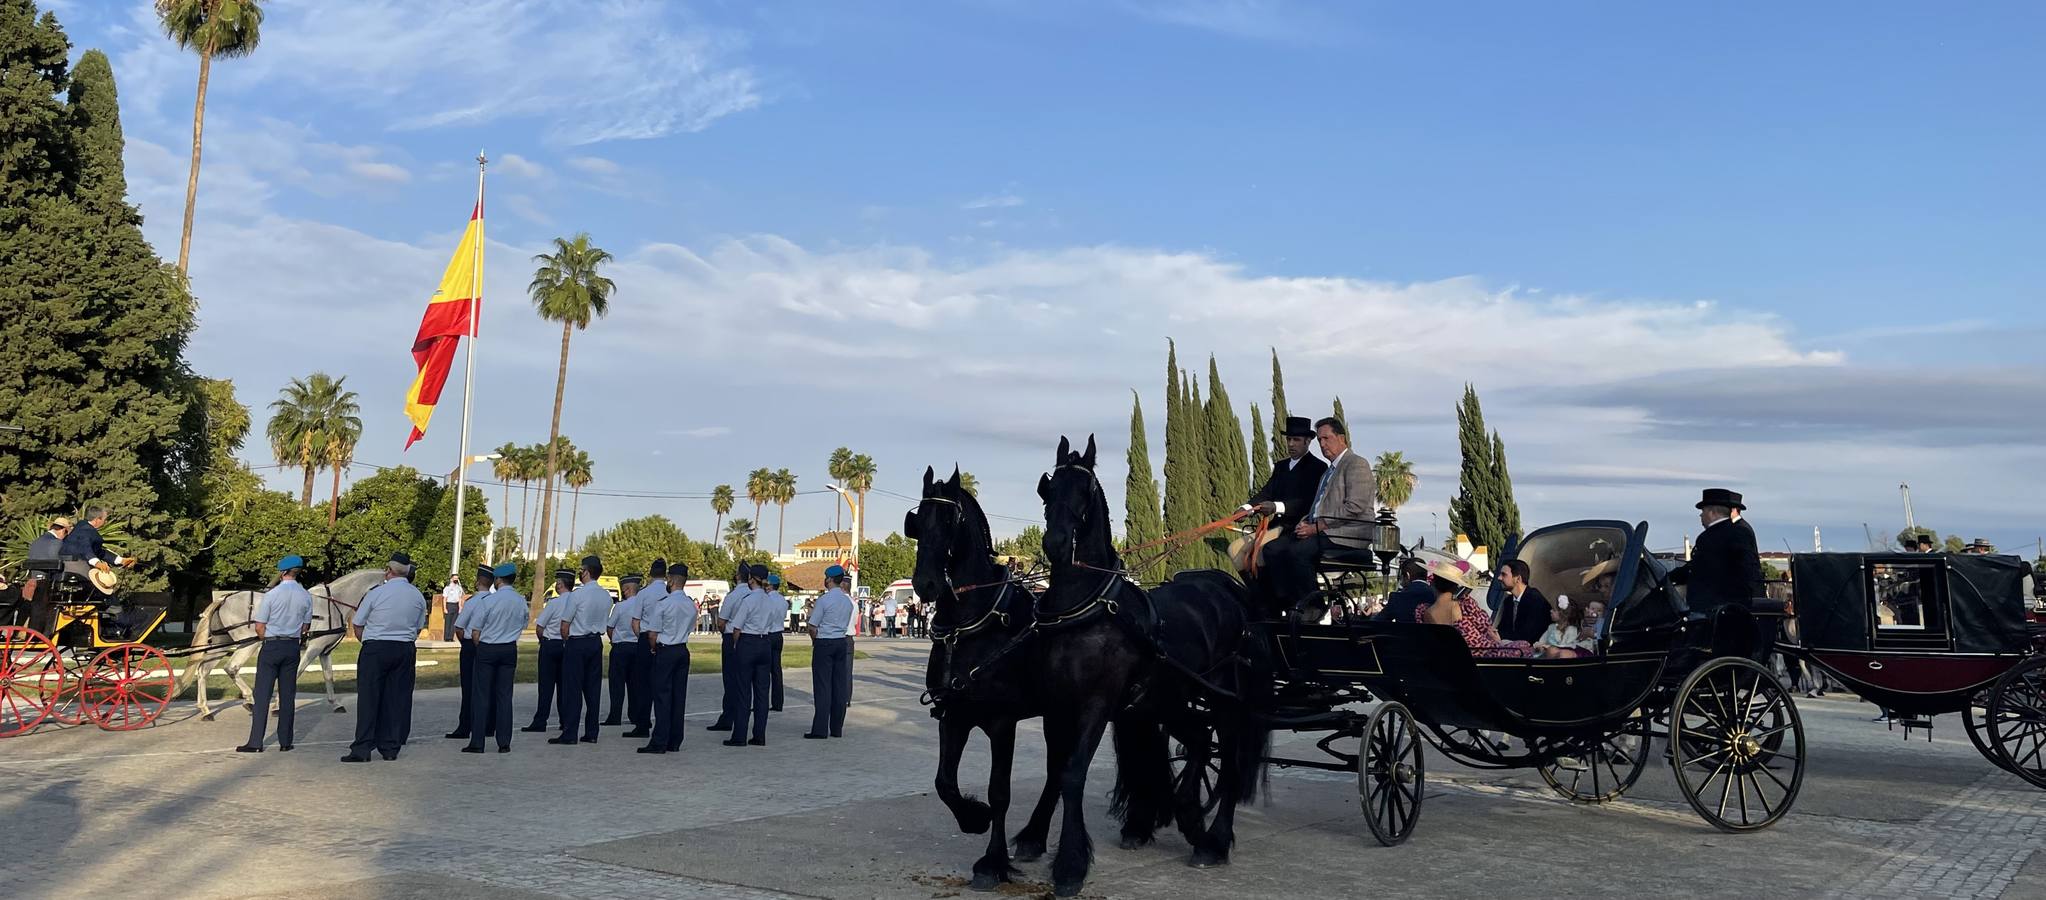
[948,480,997,565]
[1059,450,1121,570]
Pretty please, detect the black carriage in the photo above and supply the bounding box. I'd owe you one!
[1255,518,1805,845]
[1780,551,2046,789]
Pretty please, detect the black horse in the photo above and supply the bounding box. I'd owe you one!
[1033,435,1273,897]
[909,466,1063,890]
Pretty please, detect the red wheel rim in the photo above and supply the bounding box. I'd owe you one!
[0,626,58,737]
[82,644,174,732]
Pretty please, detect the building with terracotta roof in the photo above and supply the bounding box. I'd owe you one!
[777,530,854,566]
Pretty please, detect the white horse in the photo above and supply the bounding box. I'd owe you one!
[179,569,383,720]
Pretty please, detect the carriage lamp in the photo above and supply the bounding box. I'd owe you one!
[1371,508,1402,578]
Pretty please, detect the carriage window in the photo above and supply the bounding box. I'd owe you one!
[1871,562,1935,630]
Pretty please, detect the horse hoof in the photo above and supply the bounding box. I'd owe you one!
[200,713,215,722]
[1188,848,1229,869]
[969,872,1003,892]
[955,804,992,835]
[1118,833,1154,851]
[333,706,346,714]
[1053,880,1085,898]
[1011,840,1045,863]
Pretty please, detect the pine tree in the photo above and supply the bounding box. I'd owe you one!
[1123,391,1164,582]
[0,21,201,590]
[1179,369,1213,570]
[1448,385,1506,555]
[1491,430,1522,548]
[1161,342,1198,573]
[1249,402,1269,488]
[1269,349,1289,461]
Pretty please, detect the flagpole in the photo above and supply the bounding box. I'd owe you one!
[448,151,487,582]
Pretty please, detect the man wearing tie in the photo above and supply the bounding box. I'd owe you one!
[1259,417,1376,619]
[1236,415,1329,583]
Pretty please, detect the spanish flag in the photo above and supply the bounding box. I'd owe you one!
[402,201,483,449]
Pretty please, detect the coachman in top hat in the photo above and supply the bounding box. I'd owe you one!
[1670,488,1765,613]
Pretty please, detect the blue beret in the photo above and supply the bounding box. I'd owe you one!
[767,574,782,587]
[493,562,518,579]
[277,555,305,571]
[824,565,846,579]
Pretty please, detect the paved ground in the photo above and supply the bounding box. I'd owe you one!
[2,635,2041,900]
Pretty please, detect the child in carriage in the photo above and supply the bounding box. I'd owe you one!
[1533,595,1598,658]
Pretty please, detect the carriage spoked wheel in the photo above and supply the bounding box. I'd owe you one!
[1670,657,1805,832]
[0,626,60,737]
[1983,656,2046,790]
[1961,690,2019,775]
[80,643,175,731]
[1537,714,1650,803]
[1356,702,1424,846]
[1168,723,1225,836]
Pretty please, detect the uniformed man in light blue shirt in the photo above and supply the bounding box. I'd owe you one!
[606,559,664,736]
[803,566,856,739]
[524,569,574,733]
[343,552,428,763]
[462,562,529,754]
[764,574,792,712]
[707,565,760,733]
[550,555,611,745]
[446,562,496,741]
[724,564,780,746]
[235,554,315,753]
[638,562,699,754]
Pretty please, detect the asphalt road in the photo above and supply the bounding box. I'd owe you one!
[0,637,2039,900]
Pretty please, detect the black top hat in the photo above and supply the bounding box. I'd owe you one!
[1282,416,1315,438]
[648,557,667,578]
[1696,488,1746,511]
[388,551,414,567]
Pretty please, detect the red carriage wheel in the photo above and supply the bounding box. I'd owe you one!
[0,625,60,737]
[82,643,175,731]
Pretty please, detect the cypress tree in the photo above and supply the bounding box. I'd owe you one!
[1123,391,1164,582]
[1177,370,1210,571]
[1202,356,1249,522]
[1161,343,1198,572]
[1448,385,1505,555]
[1249,402,1269,488]
[1269,349,1289,461]
[0,18,201,588]
[1491,430,1522,548]
[1332,396,1348,437]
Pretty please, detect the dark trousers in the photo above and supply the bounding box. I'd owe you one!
[885,614,897,637]
[451,636,477,734]
[810,637,851,737]
[349,640,415,758]
[468,642,517,750]
[25,578,56,636]
[727,633,771,741]
[769,631,785,710]
[443,603,460,641]
[1261,532,1330,612]
[558,635,603,740]
[245,638,301,748]
[711,631,735,727]
[607,641,652,728]
[529,639,562,728]
[648,642,691,750]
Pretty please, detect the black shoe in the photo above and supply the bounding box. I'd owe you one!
[380,752,400,761]
[748,737,765,746]
[547,736,577,745]
[601,718,621,726]
[234,745,263,753]
[666,744,682,752]
[637,746,666,754]
[770,706,783,712]
[803,733,827,740]
[339,754,371,763]
[279,744,293,752]
[830,732,843,738]
[707,723,731,732]
[461,746,484,754]
[445,731,469,739]
[498,746,512,754]
[622,729,650,738]
[580,736,598,744]
[520,725,548,733]
[721,739,748,747]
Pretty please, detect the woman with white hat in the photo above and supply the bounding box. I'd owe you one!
[1414,557,1533,658]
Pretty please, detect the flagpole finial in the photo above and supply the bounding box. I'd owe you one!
[477,150,488,170]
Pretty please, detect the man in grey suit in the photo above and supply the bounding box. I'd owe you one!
[1260,417,1376,619]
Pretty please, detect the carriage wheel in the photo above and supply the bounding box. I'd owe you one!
[0,626,59,737]
[1356,702,1424,846]
[1670,657,1804,832]
[1961,691,2019,774]
[81,643,175,732]
[1538,714,1650,803]
[1168,723,1225,836]
[1984,656,2046,790]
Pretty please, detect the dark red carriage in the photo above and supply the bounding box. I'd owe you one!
[1780,552,2046,789]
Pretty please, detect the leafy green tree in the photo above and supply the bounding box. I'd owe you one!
[957,471,978,497]
[1179,368,1213,570]
[155,0,263,275]
[855,533,918,592]
[1943,535,1966,554]
[1123,391,1164,582]
[1161,343,1201,572]
[1375,451,1417,510]
[526,232,613,600]
[319,379,361,525]
[413,482,491,583]
[0,29,200,591]
[266,373,352,508]
[1332,396,1347,437]
[724,517,757,556]
[327,466,442,574]
[711,484,734,549]
[1895,527,1936,550]
[1447,385,1520,555]
[1248,402,1269,489]
[489,526,518,561]
[580,515,717,583]
[1490,431,1521,544]
[1203,356,1249,531]
[206,487,325,588]
[996,525,1046,567]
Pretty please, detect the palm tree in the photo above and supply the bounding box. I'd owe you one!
[828,446,853,531]
[563,448,593,552]
[1374,451,1418,511]
[265,372,351,508]
[959,471,979,497]
[515,445,542,558]
[318,382,363,526]
[545,435,576,555]
[844,453,877,548]
[491,442,519,545]
[724,518,757,557]
[770,468,798,555]
[156,0,264,276]
[746,468,772,530]
[711,484,735,550]
[527,233,613,599]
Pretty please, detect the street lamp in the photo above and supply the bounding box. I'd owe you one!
[448,452,504,577]
[826,483,861,598]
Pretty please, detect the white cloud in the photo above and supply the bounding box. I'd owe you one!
[1118,0,1343,43]
[347,161,411,183]
[962,192,1025,210]
[495,153,548,179]
[567,156,622,175]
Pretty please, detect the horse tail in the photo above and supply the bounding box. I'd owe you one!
[1108,714,1174,832]
[1232,627,1277,806]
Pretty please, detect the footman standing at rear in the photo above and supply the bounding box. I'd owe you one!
[462,562,529,754]
[343,552,428,763]
[235,555,313,754]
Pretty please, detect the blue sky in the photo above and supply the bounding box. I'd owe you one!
[47,0,2046,559]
